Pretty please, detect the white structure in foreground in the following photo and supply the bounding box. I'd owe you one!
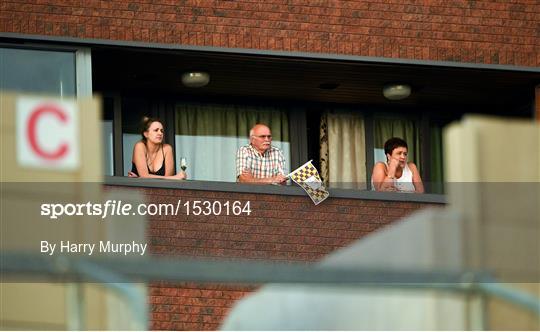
[222,116,540,330]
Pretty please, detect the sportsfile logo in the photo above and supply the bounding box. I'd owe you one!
[40,200,180,220]
[40,200,252,220]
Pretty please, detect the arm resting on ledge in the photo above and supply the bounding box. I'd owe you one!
[238,171,286,184]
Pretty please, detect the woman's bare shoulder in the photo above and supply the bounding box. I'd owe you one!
[373,162,387,170]
[407,162,418,170]
[133,141,145,151]
[372,162,387,177]
[162,143,173,153]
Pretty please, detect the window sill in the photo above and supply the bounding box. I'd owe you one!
[104,176,446,204]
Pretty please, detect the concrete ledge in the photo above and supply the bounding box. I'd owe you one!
[105,176,446,204]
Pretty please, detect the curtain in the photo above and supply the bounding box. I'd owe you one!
[430,124,444,193]
[175,103,290,182]
[320,113,329,186]
[373,116,421,169]
[176,103,289,141]
[320,110,366,189]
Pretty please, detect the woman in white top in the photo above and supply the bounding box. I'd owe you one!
[371,137,424,193]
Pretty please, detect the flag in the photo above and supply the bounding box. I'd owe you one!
[288,160,329,205]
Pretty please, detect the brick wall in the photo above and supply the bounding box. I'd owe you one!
[106,185,442,330]
[149,282,255,330]
[1,1,539,66]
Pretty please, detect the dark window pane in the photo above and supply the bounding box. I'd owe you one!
[0,47,76,96]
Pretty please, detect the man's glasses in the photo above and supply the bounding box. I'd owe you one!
[253,135,272,139]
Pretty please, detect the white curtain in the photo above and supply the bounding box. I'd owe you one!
[321,111,366,189]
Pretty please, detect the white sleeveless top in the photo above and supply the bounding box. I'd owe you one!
[372,162,416,192]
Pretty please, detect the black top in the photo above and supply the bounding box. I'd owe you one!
[131,144,166,176]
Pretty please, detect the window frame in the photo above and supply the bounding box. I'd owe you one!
[0,43,91,98]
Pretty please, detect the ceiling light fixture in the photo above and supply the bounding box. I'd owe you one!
[383,83,411,100]
[181,71,210,88]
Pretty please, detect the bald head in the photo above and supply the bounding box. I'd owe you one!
[249,124,272,154]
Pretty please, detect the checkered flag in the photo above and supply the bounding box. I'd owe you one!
[288,160,329,205]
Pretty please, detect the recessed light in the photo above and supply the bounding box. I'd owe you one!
[383,84,411,100]
[181,72,210,88]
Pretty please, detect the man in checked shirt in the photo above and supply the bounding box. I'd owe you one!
[236,124,287,184]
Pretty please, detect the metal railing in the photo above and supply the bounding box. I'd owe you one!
[1,252,539,329]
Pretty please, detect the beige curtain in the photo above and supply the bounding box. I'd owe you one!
[320,113,330,186]
[320,111,366,189]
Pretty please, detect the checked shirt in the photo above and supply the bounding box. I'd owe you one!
[236,144,285,180]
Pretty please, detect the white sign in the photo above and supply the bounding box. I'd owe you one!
[16,97,79,170]
[304,175,322,190]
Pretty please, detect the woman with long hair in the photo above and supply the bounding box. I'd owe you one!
[128,117,186,180]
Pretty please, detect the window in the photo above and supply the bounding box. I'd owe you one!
[121,98,159,176]
[0,47,76,96]
[319,109,446,193]
[114,98,292,181]
[373,114,421,167]
[428,120,447,194]
[319,109,366,189]
[175,102,291,182]
[102,97,115,176]
[370,113,446,193]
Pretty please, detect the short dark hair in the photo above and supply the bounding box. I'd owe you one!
[384,137,408,155]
